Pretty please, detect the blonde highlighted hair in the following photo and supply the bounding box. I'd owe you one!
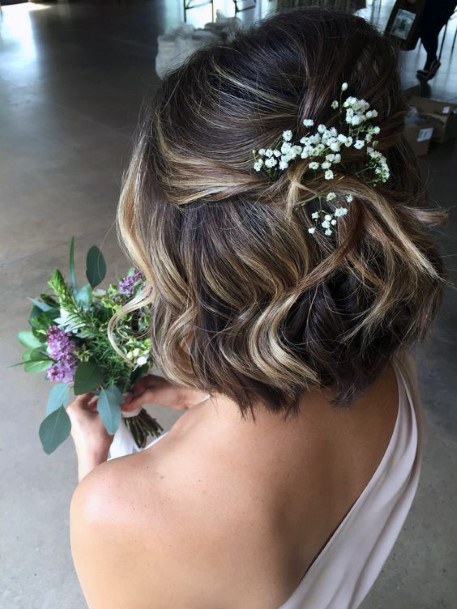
[109,8,446,419]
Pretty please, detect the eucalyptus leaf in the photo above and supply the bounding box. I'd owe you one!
[69,237,77,292]
[105,385,124,405]
[18,331,43,349]
[39,406,71,454]
[86,246,106,288]
[46,383,70,416]
[97,387,121,435]
[73,361,103,395]
[75,284,93,310]
[28,298,53,312]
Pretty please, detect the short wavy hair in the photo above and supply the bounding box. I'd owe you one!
[109,8,446,419]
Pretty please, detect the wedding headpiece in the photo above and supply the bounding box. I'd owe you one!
[252,83,390,237]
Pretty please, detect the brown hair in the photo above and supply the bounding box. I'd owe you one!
[109,8,446,420]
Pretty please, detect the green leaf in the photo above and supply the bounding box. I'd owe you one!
[46,383,70,416]
[97,387,121,435]
[22,347,35,362]
[18,331,43,349]
[86,246,106,288]
[29,305,43,325]
[29,347,51,361]
[24,359,52,373]
[69,237,77,292]
[29,308,59,332]
[73,361,103,395]
[39,406,71,454]
[40,293,59,308]
[28,298,53,312]
[75,284,92,310]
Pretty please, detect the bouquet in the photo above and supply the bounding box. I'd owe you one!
[16,238,163,454]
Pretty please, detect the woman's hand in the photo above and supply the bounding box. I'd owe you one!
[121,375,211,414]
[67,393,114,482]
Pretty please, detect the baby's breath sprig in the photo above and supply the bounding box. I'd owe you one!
[307,192,352,237]
[252,82,390,239]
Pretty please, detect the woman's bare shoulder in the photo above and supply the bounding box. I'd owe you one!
[70,446,230,609]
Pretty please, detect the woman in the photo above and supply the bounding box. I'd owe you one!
[416,0,457,81]
[67,8,445,609]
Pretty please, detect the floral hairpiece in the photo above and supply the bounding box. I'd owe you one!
[252,83,390,237]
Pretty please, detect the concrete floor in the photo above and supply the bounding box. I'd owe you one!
[0,2,456,608]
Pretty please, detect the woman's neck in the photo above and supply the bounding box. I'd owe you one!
[170,362,397,465]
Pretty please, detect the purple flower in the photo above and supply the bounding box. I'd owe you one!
[46,326,78,384]
[118,268,143,296]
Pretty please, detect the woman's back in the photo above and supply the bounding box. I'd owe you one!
[70,8,445,609]
[102,350,418,609]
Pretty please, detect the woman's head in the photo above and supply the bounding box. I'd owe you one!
[110,8,445,419]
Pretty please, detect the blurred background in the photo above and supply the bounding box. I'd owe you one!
[0,1,456,607]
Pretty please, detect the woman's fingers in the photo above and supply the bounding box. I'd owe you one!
[67,393,96,414]
[130,374,163,397]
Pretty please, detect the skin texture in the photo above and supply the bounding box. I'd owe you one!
[69,363,398,609]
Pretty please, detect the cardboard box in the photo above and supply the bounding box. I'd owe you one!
[408,96,457,143]
[404,118,434,156]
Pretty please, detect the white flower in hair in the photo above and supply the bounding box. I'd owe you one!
[265,157,277,168]
[251,82,389,238]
